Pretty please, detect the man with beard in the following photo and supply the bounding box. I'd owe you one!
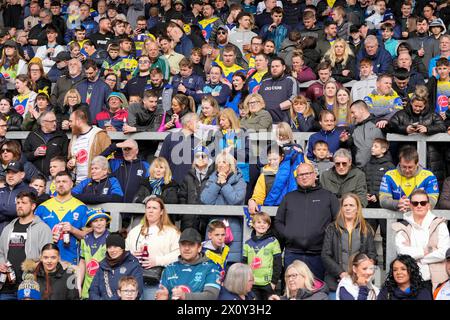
[136,67,173,112]
[123,55,151,98]
[51,58,86,110]
[75,59,111,121]
[89,17,114,50]
[35,171,89,265]
[0,162,36,235]
[258,57,298,123]
[0,191,52,300]
[67,109,111,184]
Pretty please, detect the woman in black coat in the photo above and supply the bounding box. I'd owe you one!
[133,157,178,204]
[322,39,356,84]
[0,97,22,131]
[321,193,377,293]
[54,89,91,130]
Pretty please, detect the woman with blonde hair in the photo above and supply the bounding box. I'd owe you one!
[240,93,272,131]
[218,263,256,300]
[269,260,328,300]
[289,95,318,132]
[334,87,353,128]
[55,89,90,130]
[133,157,179,204]
[199,96,220,125]
[322,38,355,83]
[322,193,377,298]
[126,196,180,300]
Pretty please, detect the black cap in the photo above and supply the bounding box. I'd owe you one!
[3,40,17,48]
[349,24,360,34]
[55,51,71,62]
[191,0,203,5]
[0,28,9,38]
[179,228,202,243]
[6,161,24,173]
[106,233,125,249]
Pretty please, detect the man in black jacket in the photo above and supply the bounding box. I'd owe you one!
[28,10,64,46]
[274,162,339,280]
[23,111,69,177]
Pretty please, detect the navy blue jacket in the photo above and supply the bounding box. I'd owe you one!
[72,176,124,204]
[356,46,393,78]
[89,251,144,300]
[377,286,433,300]
[171,73,205,95]
[218,286,256,300]
[306,128,345,161]
[109,159,150,203]
[75,78,111,122]
[175,34,194,57]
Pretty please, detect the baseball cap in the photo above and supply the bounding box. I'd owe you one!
[179,228,202,243]
[173,0,185,6]
[382,12,395,23]
[6,161,24,173]
[55,51,71,62]
[3,40,17,48]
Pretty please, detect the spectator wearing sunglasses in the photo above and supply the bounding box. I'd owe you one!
[392,189,450,292]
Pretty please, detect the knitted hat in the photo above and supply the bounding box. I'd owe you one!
[17,273,41,300]
[85,208,111,227]
[106,232,125,249]
[107,92,128,109]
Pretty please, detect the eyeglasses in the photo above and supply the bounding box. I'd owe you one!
[297,172,314,178]
[411,200,429,207]
[217,30,227,35]
[248,101,260,105]
[286,273,300,280]
[335,162,349,167]
[195,153,208,159]
[139,60,151,64]
[1,148,12,153]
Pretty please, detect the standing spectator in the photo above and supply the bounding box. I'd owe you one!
[392,189,450,291]
[258,57,297,124]
[378,254,433,300]
[12,75,37,118]
[321,194,377,297]
[35,171,89,265]
[274,162,340,279]
[229,12,257,56]
[290,51,316,84]
[124,90,163,133]
[23,1,40,31]
[428,35,450,78]
[355,35,393,77]
[67,109,111,184]
[305,61,333,103]
[89,233,144,300]
[379,146,439,211]
[407,17,439,75]
[0,40,27,93]
[75,59,111,122]
[95,92,128,132]
[0,191,52,300]
[166,22,194,59]
[126,196,180,300]
[191,66,232,107]
[246,53,269,93]
[34,26,65,74]
[56,89,90,130]
[51,58,85,109]
[28,59,52,94]
[259,7,289,54]
[88,17,114,50]
[331,6,350,40]
[28,10,64,46]
[316,20,338,58]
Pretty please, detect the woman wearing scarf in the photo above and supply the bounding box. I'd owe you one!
[89,233,144,300]
[133,157,179,204]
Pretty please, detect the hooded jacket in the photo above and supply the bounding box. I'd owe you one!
[89,251,144,300]
[34,262,79,300]
[321,221,377,291]
[258,73,298,123]
[280,278,329,300]
[320,166,368,207]
[364,153,395,197]
[274,184,340,254]
[22,128,69,176]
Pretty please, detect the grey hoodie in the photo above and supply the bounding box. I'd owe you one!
[0,216,53,264]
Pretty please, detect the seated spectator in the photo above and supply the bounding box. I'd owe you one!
[218,263,256,300]
[320,148,368,207]
[289,95,318,132]
[322,193,377,297]
[378,254,433,300]
[290,51,316,84]
[123,90,163,133]
[240,93,273,131]
[155,228,221,300]
[12,75,37,118]
[355,35,393,77]
[23,110,69,177]
[392,189,450,291]
[50,58,85,110]
[305,61,333,103]
[210,44,245,84]
[0,140,41,183]
[29,174,50,205]
[95,92,129,132]
[311,140,334,175]
[427,57,450,117]
[350,58,378,102]
[334,88,353,129]
[199,96,220,127]
[433,248,450,300]
[72,155,124,204]
[312,79,338,120]
[157,94,195,132]
[27,243,79,300]
[21,93,53,131]
[336,253,379,300]
[89,233,144,300]
[0,97,23,131]
[126,196,180,300]
[259,7,289,54]
[55,89,91,130]
[27,59,51,95]
[428,34,450,79]
[171,58,205,96]
[379,146,439,211]
[242,212,281,300]
[117,276,139,301]
[178,146,215,233]
[381,23,399,58]
[322,39,355,84]
[0,40,27,92]
[306,110,345,161]
[269,260,329,300]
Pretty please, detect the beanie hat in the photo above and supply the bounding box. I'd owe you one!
[107,92,128,109]
[17,273,41,300]
[106,233,125,249]
[85,208,111,227]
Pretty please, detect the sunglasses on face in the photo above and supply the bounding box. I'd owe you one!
[411,200,428,207]
[1,148,11,153]
[217,30,227,35]
[335,162,349,167]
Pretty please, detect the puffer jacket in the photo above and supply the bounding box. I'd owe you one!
[280,278,329,300]
[179,165,215,204]
[4,108,23,131]
[320,166,368,207]
[33,262,79,300]
[321,221,377,291]
[363,153,395,200]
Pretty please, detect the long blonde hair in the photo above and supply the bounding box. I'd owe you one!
[334,193,372,237]
[140,196,178,236]
[149,157,172,184]
[219,108,240,130]
[323,38,354,67]
[284,260,315,298]
[290,95,315,121]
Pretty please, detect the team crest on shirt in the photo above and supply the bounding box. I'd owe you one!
[73,212,79,221]
[103,188,109,195]
[120,267,127,274]
[137,170,143,177]
[24,288,31,297]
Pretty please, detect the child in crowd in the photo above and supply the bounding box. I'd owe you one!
[29,174,50,205]
[238,102,249,120]
[102,43,122,77]
[47,156,67,197]
[201,220,230,281]
[243,212,282,300]
[171,58,205,95]
[190,47,205,78]
[311,140,334,175]
[78,208,111,300]
[117,276,139,300]
[381,23,399,58]
[363,138,395,264]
